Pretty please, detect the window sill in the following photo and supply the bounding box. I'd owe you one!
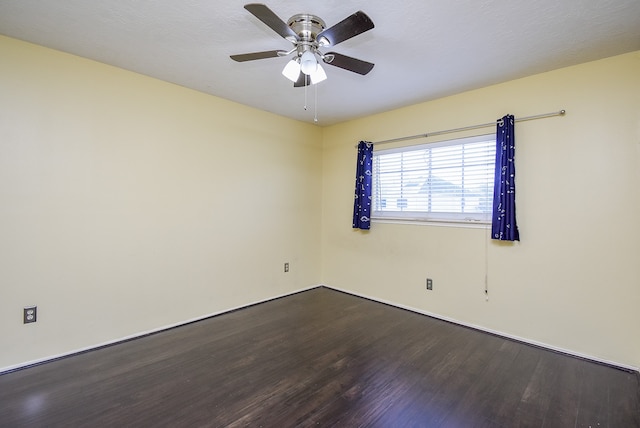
[371,217,490,229]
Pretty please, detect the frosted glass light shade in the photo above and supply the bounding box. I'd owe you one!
[310,63,327,84]
[282,60,300,82]
[300,50,317,75]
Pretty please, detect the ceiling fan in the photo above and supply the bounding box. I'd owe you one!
[230,3,375,87]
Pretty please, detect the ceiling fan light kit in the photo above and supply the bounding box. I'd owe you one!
[310,64,327,84]
[282,59,301,81]
[300,50,317,75]
[231,3,375,88]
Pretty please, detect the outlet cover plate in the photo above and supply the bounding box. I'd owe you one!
[24,306,37,324]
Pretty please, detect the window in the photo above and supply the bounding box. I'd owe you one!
[372,134,495,224]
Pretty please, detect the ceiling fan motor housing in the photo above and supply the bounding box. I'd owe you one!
[287,14,326,56]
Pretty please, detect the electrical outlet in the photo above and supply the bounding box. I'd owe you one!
[426,278,433,290]
[284,262,289,273]
[24,306,37,324]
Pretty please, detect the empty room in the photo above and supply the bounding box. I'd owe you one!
[1,1,639,426]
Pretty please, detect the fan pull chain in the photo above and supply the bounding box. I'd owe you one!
[303,77,308,111]
[301,77,319,122]
[314,82,318,123]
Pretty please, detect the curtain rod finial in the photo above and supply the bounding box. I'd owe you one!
[560,109,566,115]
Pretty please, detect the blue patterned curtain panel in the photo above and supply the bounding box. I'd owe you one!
[492,115,520,241]
[352,141,373,230]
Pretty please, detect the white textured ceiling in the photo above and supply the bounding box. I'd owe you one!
[1,1,639,126]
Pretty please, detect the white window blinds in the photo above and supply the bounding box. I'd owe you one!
[372,134,496,223]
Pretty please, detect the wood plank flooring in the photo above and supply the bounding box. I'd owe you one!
[1,287,638,427]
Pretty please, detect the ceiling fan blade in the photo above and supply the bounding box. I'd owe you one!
[244,3,298,41]
[293,72,309,88]
[230,50,286,62]
[316,11,374,47]
[323,52,374,75]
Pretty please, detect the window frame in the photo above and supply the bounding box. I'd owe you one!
[371,133,496,226]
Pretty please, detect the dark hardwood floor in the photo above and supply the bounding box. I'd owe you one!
[1,287,638,427]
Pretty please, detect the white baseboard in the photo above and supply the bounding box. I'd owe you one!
[0,284,321,375]
[322,284,639,373]
[4,284,637,375]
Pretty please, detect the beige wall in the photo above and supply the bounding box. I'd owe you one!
[2,33,639,371]
[321,51,640,369]
[0,36,323,370]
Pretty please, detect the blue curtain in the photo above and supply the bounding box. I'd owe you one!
[492,115,520,241]
[352,141,373,230]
